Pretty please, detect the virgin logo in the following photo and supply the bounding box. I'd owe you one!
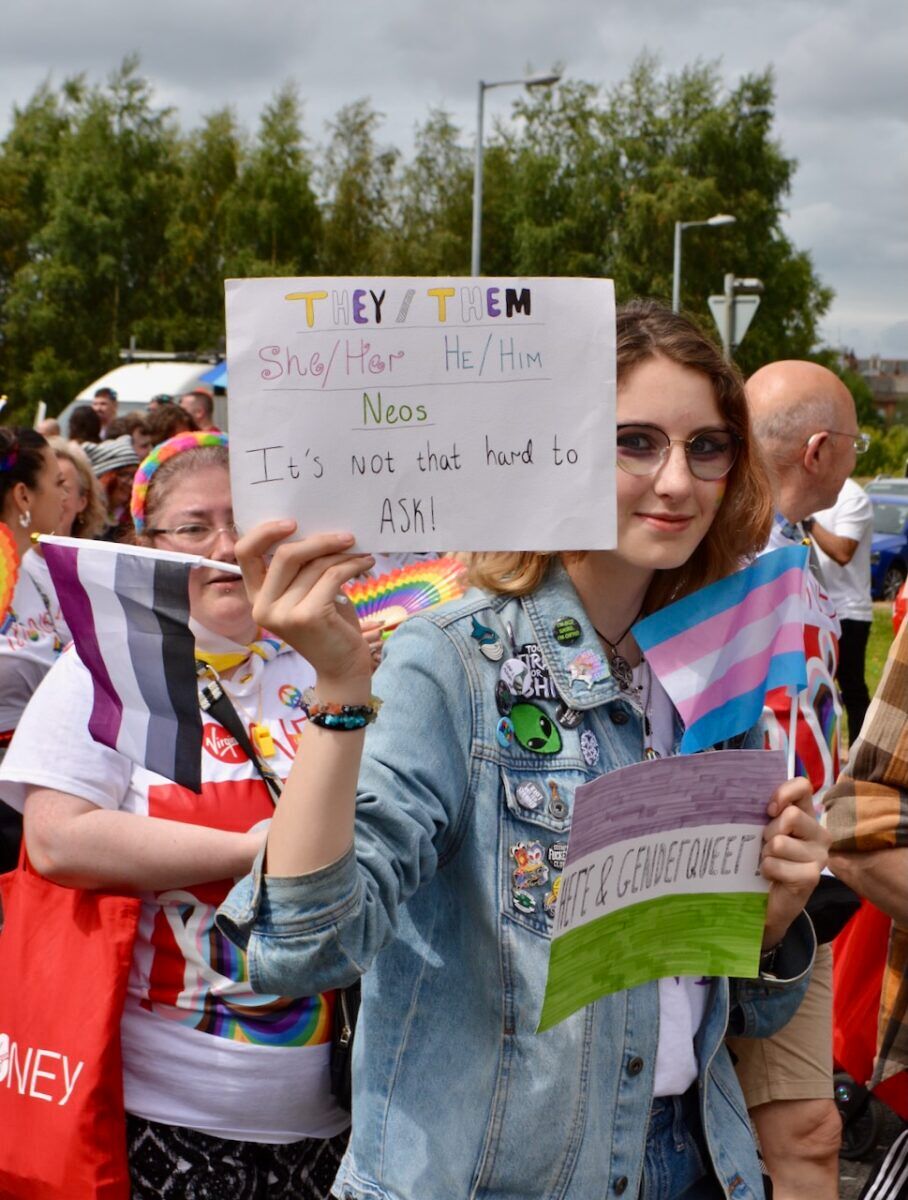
[202,723,247,765]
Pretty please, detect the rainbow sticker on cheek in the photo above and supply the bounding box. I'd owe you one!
[713,482,727,508]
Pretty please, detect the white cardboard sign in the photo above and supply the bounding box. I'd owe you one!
[225,277,616,551]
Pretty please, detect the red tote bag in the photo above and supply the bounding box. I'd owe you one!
[0,854,140,1200]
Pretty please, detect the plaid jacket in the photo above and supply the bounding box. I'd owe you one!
[824,620,908,1087]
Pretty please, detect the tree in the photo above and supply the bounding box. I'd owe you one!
[0,82,75,407]
[153,107,243,352]
[318,99,397,274]
[1,58,178,412]
[220,84,321,279]
[0,55,837,417]
[859,426,908,478]
[388,109,471,274]
[484,57,832,372]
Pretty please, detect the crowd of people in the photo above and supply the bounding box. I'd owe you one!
[0,301,904,1200]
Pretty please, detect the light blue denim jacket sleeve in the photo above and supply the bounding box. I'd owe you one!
[218,613,475,994]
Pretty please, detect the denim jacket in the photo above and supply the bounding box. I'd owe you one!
[219,560,815,1200]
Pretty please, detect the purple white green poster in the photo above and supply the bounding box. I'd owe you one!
[537,749,786,1032]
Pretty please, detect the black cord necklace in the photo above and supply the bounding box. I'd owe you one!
[592,608,643,691]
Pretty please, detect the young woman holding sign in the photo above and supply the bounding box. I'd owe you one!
[218,301,829,1200]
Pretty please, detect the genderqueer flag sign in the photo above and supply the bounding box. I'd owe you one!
[537,749,786,1032]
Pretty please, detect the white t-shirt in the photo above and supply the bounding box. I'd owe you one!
[631,663,709,1097]
[0,567,63,732]
[0,643,348,1143]
[812,478,874,622]
[22,549,72,644]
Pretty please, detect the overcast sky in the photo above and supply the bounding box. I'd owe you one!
[3,0,906,356]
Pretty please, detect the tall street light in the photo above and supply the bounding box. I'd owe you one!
[671,213,736,312]
[471,69,562,276]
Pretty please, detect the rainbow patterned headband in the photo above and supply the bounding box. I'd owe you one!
[131,430,229,532]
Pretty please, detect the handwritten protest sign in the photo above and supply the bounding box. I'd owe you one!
[225,277,615,550]
[537,749,786,1032]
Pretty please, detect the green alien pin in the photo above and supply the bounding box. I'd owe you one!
[510,702,563,755]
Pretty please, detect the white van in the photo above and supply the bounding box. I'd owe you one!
[57,360,227,432]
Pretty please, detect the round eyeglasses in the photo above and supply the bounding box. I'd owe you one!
[147,522,240,550]
[616,425,741,481]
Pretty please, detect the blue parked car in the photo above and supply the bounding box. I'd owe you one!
[870,495,908,599]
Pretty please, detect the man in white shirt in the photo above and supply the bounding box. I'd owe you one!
[808,477,874,742]
[733,360,862,1200]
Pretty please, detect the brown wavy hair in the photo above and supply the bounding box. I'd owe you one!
[463,300,773,610]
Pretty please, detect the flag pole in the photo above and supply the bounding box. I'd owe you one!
[787,686,799,778]
[35,534,243,576]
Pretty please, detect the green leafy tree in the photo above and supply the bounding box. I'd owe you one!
[388,109,471,274]
[481,57,832,372]
[0,82,77,410]
[2,58,178,412]
[221,85,321,279]
[318,99,397,273]
[0,55,838,417]
[152,107,243,351]
[860,426,908,478]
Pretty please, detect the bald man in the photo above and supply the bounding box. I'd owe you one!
[728,361,859,1200]
[747,360,862,522]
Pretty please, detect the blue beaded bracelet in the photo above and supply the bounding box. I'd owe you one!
[309,711,371,730]
[302,689,382,730]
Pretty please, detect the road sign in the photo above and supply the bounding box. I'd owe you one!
[707,294,761,348]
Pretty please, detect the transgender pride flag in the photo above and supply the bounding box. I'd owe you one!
[42,536,202,791]
[633,545,809,754]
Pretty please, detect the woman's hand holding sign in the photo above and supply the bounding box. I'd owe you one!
[760,777,829,954]
[235,521,377,877]
[236,521,375,694]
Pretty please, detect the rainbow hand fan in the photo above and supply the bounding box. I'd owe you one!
[343,556,469,634]
[0,522,20,620]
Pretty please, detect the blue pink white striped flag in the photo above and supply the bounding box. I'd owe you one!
[633,545,810,754]
[41,536,203,791]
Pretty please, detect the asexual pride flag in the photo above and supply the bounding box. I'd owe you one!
[538,750,785,1031]
[42,537,202,791]
[633,545,809,754]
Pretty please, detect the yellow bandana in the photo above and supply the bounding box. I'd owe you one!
[194,632,284,676]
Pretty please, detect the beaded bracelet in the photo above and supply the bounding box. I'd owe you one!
[302,688,382,730]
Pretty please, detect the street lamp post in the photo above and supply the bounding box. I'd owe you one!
[671,213,736,313]
[471,70,562,276]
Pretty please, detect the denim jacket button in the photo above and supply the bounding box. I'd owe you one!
[609,707,629,725]
[627,1055,644,1075]
[614,1176,629,1195]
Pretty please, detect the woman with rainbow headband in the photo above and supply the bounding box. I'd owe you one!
[1,432,350,1198]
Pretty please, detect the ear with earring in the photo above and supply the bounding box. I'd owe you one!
[18,510,31,529]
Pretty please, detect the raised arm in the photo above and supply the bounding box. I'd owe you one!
[235,522,377,877]
[219,522,473,996]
